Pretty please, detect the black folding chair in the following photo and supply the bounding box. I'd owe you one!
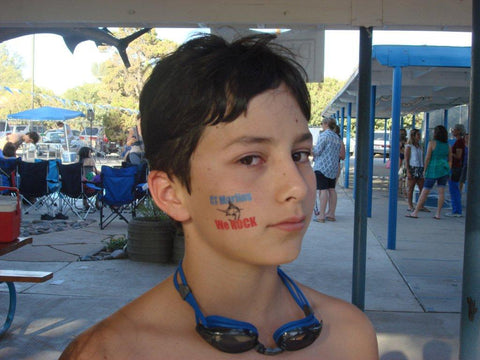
[58,162,97,220]
[17,160,52,215]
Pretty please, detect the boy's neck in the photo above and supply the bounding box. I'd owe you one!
[180,254,292,319]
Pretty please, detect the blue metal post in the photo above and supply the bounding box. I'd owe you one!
[336,110,340,124]
[425,112,430,154]
[368,85,376,218]
[344,103,352,188]
[412,114,416,129]
[460,0,480,356]
[387,66,402,250]
[401,116,404,129]
[383,120,387,162]
[341,107,345,139]
[444,109,449,129]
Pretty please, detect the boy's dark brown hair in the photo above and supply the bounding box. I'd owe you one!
[140,33,311,193]
[2,142,16,157]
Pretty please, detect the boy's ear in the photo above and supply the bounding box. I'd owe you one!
[148,171,190,222]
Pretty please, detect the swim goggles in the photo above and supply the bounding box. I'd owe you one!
[173,261,322,355]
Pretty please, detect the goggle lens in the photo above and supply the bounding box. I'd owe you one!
[277,322,322,351]
[196,324,258,354]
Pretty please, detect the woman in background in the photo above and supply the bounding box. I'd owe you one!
[78,147,101,210]
[407,125,451,220]
[405,129,428,212]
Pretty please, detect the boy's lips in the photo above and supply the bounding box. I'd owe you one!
[269,216,307,231]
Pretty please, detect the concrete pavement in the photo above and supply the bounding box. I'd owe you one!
[0,157,466,359]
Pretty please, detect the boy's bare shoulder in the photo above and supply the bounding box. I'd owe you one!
[60,276,192,360]
[302,285,379,359]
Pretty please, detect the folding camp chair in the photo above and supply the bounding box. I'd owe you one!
[97,165,138,229]
[58,162,97,220]
[0,157,19,194]
[17,160,53,216]
[122,159,149,212]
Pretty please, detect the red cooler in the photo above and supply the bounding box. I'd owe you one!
[0,187,21,243]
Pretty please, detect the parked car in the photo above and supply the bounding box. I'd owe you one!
[79,127,106,151]
[42,129,65,143]
[373,131,390,156]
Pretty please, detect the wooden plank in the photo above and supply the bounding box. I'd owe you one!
[0,237,33,256]
[0,270,53,283]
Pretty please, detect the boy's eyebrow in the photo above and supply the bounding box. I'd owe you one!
[223,132,313,149]
[296,132,313,144]
[224,136,273,148]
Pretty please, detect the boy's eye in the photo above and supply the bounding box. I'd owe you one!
[239,155,263,166]
[292,151,311,163]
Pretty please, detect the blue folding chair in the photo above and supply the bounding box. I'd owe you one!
[97,165,138,229]
[122,159,149,211]
[0,157,19,194]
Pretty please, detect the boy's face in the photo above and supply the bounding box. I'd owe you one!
[182,84,315,266]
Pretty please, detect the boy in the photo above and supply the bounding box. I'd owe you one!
[61,34,378,359]
[0,131,39,150]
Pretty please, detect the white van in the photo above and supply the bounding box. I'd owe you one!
[373,131,390,156]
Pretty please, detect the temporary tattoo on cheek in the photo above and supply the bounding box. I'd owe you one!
[210,193,257,230]
[209,193,252,206]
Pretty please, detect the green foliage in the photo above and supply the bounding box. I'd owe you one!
[0,45,24,84]
[92,28,179,143]
[0,32,352,142]
[0,29,178,142]
[308,78,346,126]
[136,195,170,221]
[102,235,127,252]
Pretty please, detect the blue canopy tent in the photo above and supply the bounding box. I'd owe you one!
[7,106,85,152]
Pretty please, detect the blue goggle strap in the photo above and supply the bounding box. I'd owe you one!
[173,262,208,326]
[174,261,258,333]
[277,267,312,313]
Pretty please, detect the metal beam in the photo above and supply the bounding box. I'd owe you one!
[387,66,402,250]
[459,0,480,357]
[352,26,372,311]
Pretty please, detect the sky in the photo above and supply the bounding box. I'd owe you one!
[3,28,472,95]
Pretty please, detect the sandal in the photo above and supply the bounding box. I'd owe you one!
[313,218,325,223]
[326,216,336,222]
[419,207,431,212]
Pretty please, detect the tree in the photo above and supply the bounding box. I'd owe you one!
[92,28,179,142]
[308,78,345,126]
[0,44,24,85]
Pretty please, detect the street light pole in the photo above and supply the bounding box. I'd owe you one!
[87,108,94,150]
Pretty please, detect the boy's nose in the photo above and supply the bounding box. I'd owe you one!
[274,160,310,203]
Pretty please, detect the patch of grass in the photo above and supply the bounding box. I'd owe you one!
[103,234,127,252]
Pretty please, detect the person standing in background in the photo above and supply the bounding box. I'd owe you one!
[459,132,469,193]
[407,125,451,220]
[313,117,342,222]
[405,129,428,212]
[57,121,73,141]
[445,124,465,217]
[124,114,145,164]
